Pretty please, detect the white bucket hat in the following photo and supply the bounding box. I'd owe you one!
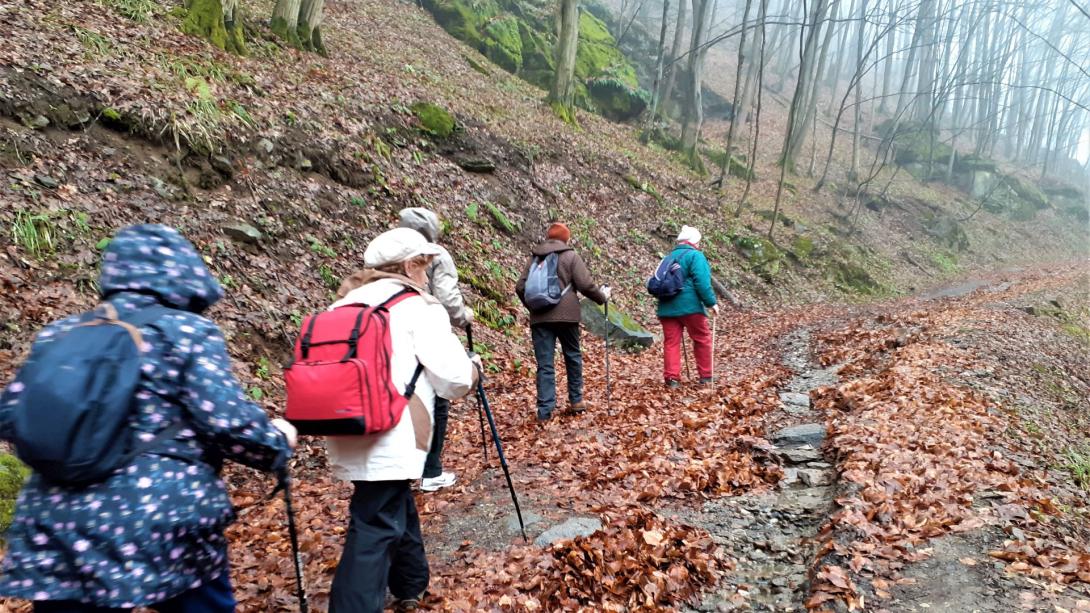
[364,227,442,268]
[677,225,702,246]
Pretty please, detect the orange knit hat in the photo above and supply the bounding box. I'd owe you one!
[546,222,571,243]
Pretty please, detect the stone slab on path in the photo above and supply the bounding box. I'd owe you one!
[533,516,602,547]
[771,423,826,447]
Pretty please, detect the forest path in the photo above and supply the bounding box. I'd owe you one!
[406,265,1088,611]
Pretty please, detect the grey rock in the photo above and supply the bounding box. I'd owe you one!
[223,222,263,244]
[779,446,822,464]
[797,468,834,487]
[780,467,800,486]
[456,156,496,173]
[29,115,49,129]
[771,423,826,447]
[34,174,59,189]
[779,392,811,409]
[807,461,832,469]
[580,298,655,351]
[256,138,275,154]
[149,177,175,201]
[534,516,602,547]
[211,155,235,178]
[507,511,544,533]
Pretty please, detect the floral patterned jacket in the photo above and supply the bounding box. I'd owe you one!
[0,224,291,607]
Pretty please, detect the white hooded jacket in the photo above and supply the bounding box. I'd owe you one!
[324,275,475,482]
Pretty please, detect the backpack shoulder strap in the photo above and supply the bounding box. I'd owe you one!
[378,287,419,309]
[376,289,426,399]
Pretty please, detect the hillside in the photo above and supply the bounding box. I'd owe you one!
[1,0,1088,610]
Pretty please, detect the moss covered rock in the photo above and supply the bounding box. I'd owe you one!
[580,298,654,351]
[0,453,30,540]
[422,0,647,123]
[411,102,456,138]
[734,235,784,281]
[483,16,523,72]
[701,148,756,180]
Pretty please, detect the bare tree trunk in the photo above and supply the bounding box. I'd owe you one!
[297,0,325,55]
[911,0,937,123]
[550,0,580,122]
[719,0,755,186]
[272,0,302,45]
[736,0,769,218]
[879,4,897,113]
[850,0,869,180]
[782,0,831,174]
[647,0,672,121]
[680,0,712,165]
[661,0,689,118]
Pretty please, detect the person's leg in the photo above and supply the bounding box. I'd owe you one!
[682,313,713,380]
[530,324,558,419]
[329,481,404,613]
[660,317,683,383]
[153,570,235,613]
[387,482,430,603]
[422,396,450,479]
[556,324,584,407]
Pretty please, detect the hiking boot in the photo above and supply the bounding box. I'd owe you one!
[569,400,588,414]
[665,379,681,389]
[699,377,713,386]
[394,593,424,611]
[421,471,457,492]
[536,409,553,422]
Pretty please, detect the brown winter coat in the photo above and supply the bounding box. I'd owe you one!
[515,239,607,325]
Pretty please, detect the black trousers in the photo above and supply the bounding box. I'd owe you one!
[531,322,583,418]
[329,480,429,613]
[422,396,449,479]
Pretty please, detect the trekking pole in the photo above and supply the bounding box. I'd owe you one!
[466,325,488,462]
[474,370,529,542]
[604,297,612,415]
[278,468,310,613]
[682,335,693,382]
[710,311,717,383]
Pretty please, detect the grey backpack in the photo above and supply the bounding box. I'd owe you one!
[524,253,571,313]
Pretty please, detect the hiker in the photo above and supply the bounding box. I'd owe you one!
[655,225,718,387]
[0,224,297,612]
[326,228,479,613]
[398,207,471,493]
[515,222,609,421]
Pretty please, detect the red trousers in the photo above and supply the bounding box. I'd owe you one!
[660,314,712,381]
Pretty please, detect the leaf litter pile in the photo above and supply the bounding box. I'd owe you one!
[193,309,801,612]
[807,270,1090,611]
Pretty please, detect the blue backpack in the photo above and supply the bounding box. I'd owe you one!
[523,252,572,313]
[10,303,180,486]
[647,254,685,298]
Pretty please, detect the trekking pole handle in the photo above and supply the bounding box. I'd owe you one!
[466,324,474,354]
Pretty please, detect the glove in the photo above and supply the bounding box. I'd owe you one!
[469,353,483,373]
[464,307,474,324]
[601,285,612,301]
[272,418,298,449]
[710,304,720,317]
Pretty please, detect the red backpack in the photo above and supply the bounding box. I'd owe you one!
[284,288,424,436]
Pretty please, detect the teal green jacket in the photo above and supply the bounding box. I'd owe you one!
[655,243,717,318]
